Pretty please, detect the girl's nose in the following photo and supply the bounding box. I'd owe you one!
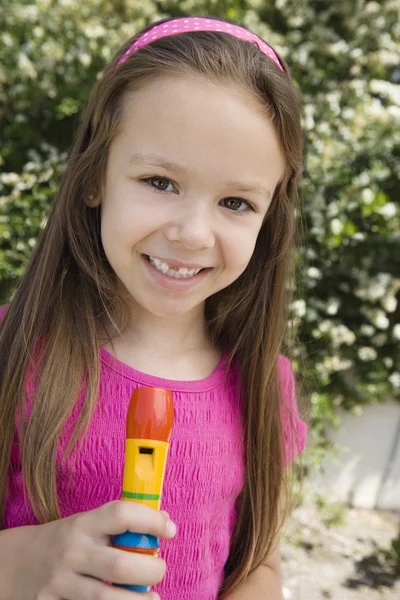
[164,202,215,250]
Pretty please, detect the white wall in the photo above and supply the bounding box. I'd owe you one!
[310,400,400,510]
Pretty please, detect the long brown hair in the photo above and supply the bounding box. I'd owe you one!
[0,19,305,598]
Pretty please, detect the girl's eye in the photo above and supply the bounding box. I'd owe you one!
[142,176,176,193]
[222,197,255,213]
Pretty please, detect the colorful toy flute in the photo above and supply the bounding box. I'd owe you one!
[112,387,174,592]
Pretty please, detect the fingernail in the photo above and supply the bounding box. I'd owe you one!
[166,519,177,537]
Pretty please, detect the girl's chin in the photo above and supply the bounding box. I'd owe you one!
[122,290,205,322]
[140,299,205,319]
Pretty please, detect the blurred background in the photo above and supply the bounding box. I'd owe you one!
[0,1,399,598]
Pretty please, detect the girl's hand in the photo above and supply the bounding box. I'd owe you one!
[6,500,176,599]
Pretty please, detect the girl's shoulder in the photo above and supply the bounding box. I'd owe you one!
[278,353,297,396]
[278,354,308,463]
[278,352,292,373]
[277,353,299,408]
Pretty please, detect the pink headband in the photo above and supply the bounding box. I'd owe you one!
[116,17,284,73]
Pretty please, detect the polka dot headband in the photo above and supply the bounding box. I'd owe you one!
[117,17,284,73]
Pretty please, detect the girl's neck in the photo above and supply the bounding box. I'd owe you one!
[101,303,214,360]
[99,306,221,381]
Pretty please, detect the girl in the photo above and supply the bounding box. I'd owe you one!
[0,16,307,600]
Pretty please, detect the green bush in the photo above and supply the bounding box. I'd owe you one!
[1,0,399,457]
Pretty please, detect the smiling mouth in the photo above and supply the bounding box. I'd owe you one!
[145,255,207,279]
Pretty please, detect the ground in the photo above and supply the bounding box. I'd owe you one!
[281,484,400,600]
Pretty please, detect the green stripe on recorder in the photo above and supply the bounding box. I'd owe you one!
[122,491,161,501]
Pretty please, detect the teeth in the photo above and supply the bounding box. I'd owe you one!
[160,262,169,274]
[148,256,202,279]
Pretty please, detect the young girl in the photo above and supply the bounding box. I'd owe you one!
[0,16,307,600]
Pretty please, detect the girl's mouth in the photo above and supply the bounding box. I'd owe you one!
[142,254,212,290]
[146,255,205,279]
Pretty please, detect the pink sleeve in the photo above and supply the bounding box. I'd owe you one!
[278,355,307,466]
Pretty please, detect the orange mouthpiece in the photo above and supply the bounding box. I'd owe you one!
[126,387,174,442]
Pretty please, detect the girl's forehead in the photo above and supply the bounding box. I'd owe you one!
[121,73,268,126]
[115,75,285,180]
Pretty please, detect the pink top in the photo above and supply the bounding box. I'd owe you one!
[4,347,307,600]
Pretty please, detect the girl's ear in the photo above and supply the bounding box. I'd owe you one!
[85,194,101,207]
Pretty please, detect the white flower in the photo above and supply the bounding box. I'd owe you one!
[307,267,322,279]
[370,79,400,104]
[389,373,400,388]
[378,202,397,218]
[331,218,343,235]
[323,355,353,372]
[331,324,356,346]
[292,299,306,317]
[392,324,400,340]
[365,2,381,14]
[382,294,397,313]
[326,298,341,315]
[1,173,19,185]
[80,53,91,67]
[319,320,332,333]
[375,313,389,329]
[358,347,378,361]
[360,324,375,336]
[361,188,374,204]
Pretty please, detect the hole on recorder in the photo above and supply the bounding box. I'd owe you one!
[139,447,154,455]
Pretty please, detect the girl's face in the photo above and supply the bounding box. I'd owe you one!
[99,75,285,320]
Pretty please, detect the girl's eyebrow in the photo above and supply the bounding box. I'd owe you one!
[231,182,271,201]
[129,152,272,201]
[129,152,180,173]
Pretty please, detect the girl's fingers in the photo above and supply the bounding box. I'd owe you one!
[80,500,176,539]
[62,572,159,600]
[80,544,167,586]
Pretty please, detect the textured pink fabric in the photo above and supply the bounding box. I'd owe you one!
[117,17,284,72]
[4,345,306,600]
